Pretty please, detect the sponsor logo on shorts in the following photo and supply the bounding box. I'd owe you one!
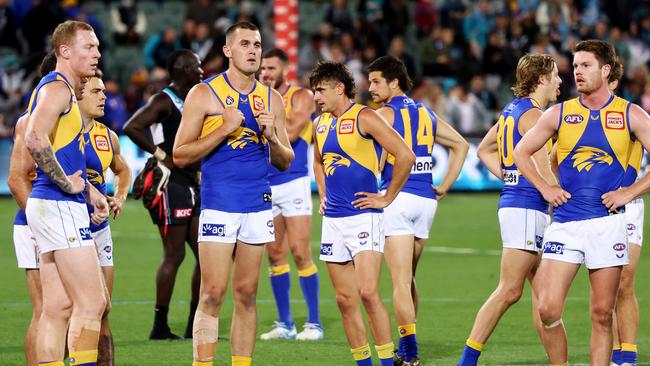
[94,135,110,151]
[79,227,92,241]
[253,95,265,111]
[293,198,303,205]
[68,236,76,243]
[613,242,626,258]
[535,235,543,249]
[627,223,636,235]
[605,111,624,130]
[202,224,225,237]
[104,245,112,253]
[564,114,584,124]
[317,124,327,134]
[174,208,193,218]
[338,119,354,134]
[358,232,369,239]
[226,95,235,105]
[543,241,565,255]
[267,220,274,228]
[320,243,333,256]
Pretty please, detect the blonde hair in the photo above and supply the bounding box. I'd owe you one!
[51,20,94,56]
[511,54,556,98]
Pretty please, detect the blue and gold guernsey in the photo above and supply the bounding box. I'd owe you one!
[199,72,272,212]
[380,96,437,200]
[555,95,632,223]
[84,121,114,231]
[621,140,643,187]
[268,85,312,186]
[496,98,549,213]
[315,103,382,218]
[28,71,86,203]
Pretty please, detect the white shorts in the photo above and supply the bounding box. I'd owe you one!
[26,198,94,254]
[498,207,550,252]
[13,225,39,269]
[271,176,313,217]
[319,212,384,263]
[92,226,114,267]
[383,191,437,239]
[625,198,644,246]
[542,214,628,269]
[198,209,275,244]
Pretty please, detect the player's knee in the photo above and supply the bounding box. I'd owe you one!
[617,276,635,299]
[200,285,227,308]
[232,284,257,309]
[358,286,381,308]
[590,304,614,328]
[78,295,108,320]
[335,291,357,312]
[537,302,562,326]
[164,248,186,267]
[498,285,523,306]
[293,251,312,269]
[42,296,73,321]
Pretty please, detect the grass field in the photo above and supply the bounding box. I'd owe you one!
[0,193,648,365]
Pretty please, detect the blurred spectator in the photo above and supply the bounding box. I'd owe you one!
[414,81,449,120]
[324,0,355,37]
[0,52,30,131]
[180,19,196,49]
[143,28,181,70]
[111,0,147,45]
[447,84,491,136]
[299,34,331,77]
[387,35,417,82]
[191,23,215,62]
[482,33,515,80]
[22,0,66,55]
[234,1,260,28]
[185,0,219,26]
[469,74,498,111]
[382,0,410,41]
[419,27,462,78]
[99,79,128,134]
[536,0,570,35]
[641,83,650,113]
[0,0,21,54]
[463,0,492,55]
[414,0,437,38]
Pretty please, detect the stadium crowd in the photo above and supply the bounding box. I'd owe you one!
[0,0,649,139]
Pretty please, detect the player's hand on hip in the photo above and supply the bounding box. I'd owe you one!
[223,107,245,134]
[65,170,86,194]
[541,184,571,207]
[107,196,124,219]
[352,192,389,209]
[256,111,276,140]
[602,187,633,211]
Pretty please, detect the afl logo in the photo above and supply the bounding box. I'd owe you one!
[564,114,584,124]
[358,232,369,239]
[317,124,327,134]
[613,243,626,251]
[226,95,235,105]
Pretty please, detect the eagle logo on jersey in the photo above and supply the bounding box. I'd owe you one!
[571,146,613,172]
[323,152,351,176]
[86,168,104,185]
[227,127,259,149]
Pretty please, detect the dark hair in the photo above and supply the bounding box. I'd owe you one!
[309,61,356,99]
[38,52,57,77]
[367,55,413,92]
[511,53,556,98]
[609,59,623,84]
[225,21,259,44]
[51,20,94,56]
[574,40,616,70]
[263,48,288,63]
[166,48,197,80]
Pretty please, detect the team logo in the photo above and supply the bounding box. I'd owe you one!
[79,227,92,241]
[317,124,327,134]
[627,223,636,235]
[400,328,406,335]
[571,146,613,172]
[227,127,259,149]
[86,168,103,186]
[320,243,333,256]
[338,119,354,134]
[104,245,112,254]
[323,152,351,176]
[253,95,265,111]
[543,241,565,255]
[94,135,110,151]
[605,111,624,130]
[202,224,226,237]
[564,114,584,124]
[174,208,193,218]
[68,236,76,243]
[226,95,235,105]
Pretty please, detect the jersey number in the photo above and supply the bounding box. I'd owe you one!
[496,115,515,167]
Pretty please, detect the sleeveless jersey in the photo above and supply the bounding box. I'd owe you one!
[555,95,632,223]
[268,85,312,186]
[152,86,199,183]
[199,72,273,212]
[315,103,382,218]
[28,71,86,203]
[12,111,37,226]
[496,98,548,212]
[621,140,643,187]
[85,121,114,232]
[380,96,437,199]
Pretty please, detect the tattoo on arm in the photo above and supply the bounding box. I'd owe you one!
[30,145,72,192]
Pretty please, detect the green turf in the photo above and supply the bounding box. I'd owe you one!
[0,193,648,365]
